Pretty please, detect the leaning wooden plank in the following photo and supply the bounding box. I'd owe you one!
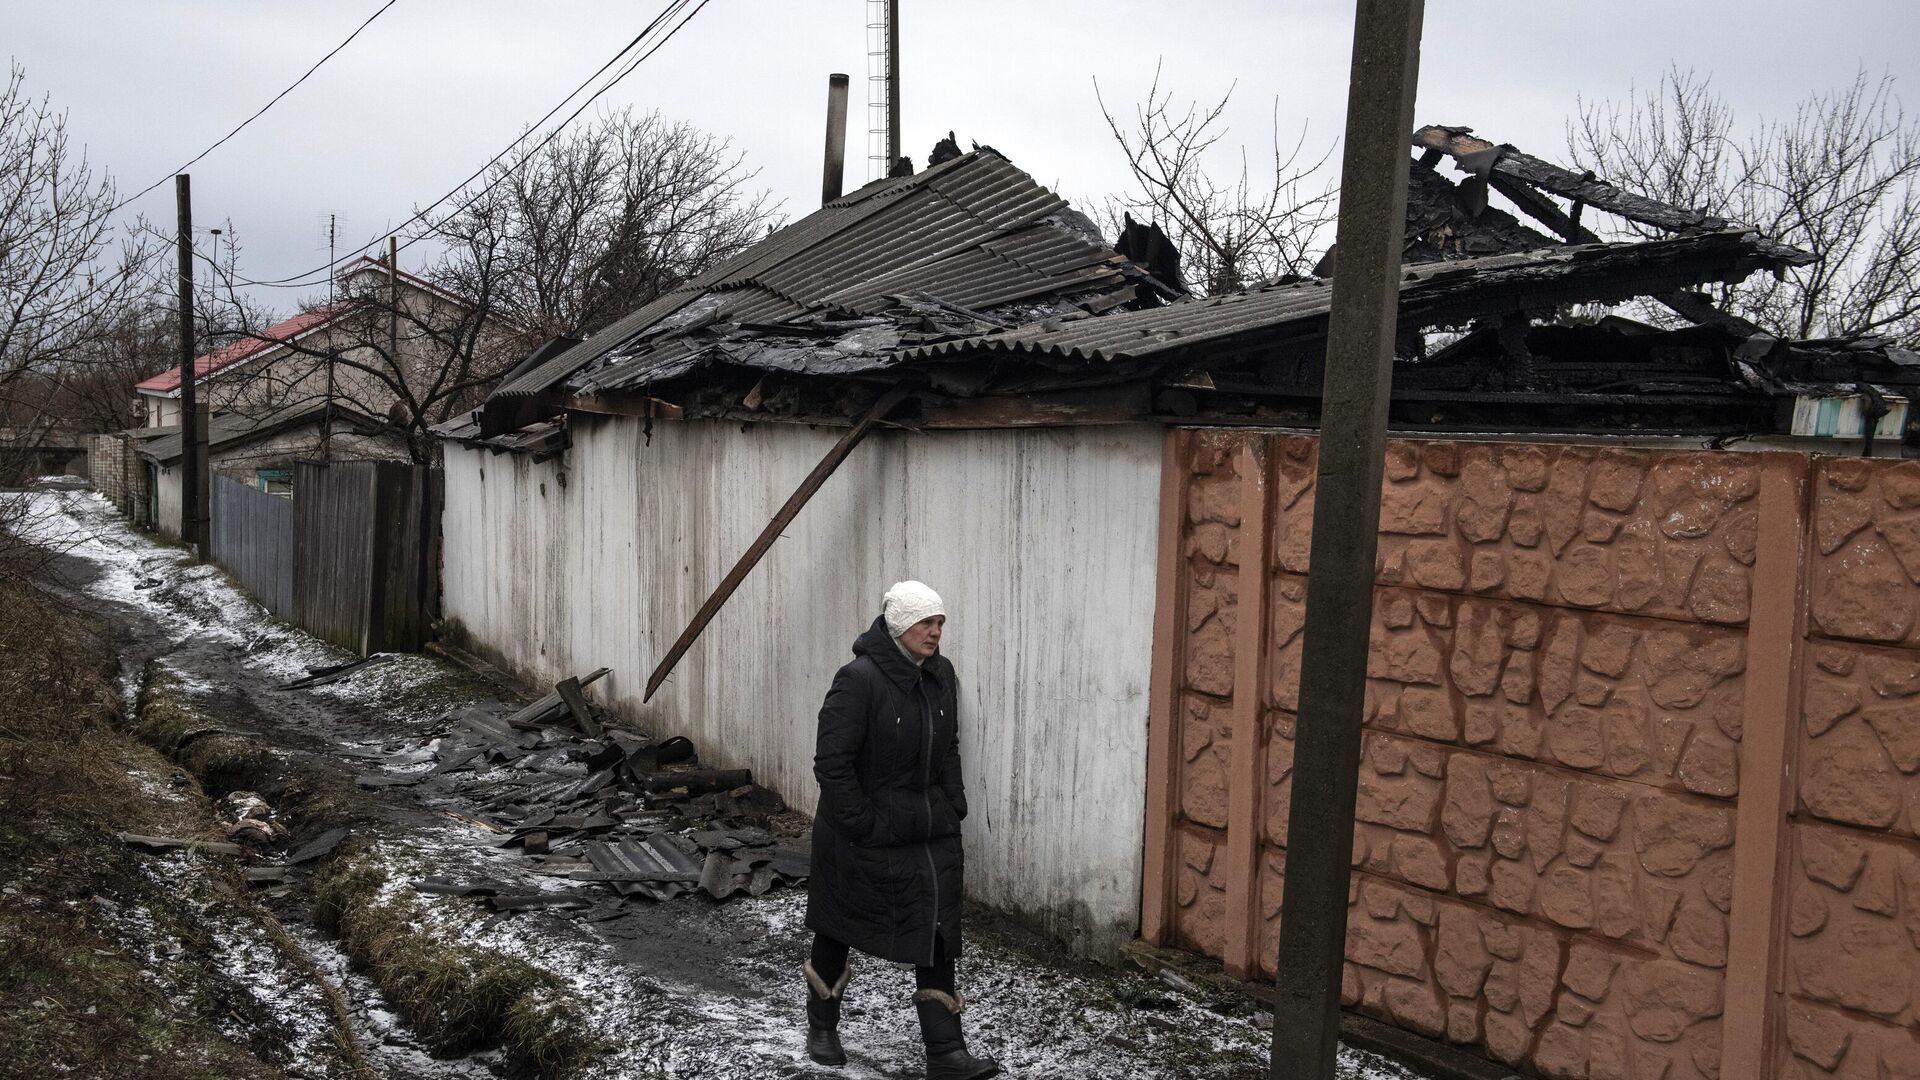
[553,675,604,738]
[643,384,911,701]
[278,653,391,691]
[118,832,244,857]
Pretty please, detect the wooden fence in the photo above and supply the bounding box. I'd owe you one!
[205,461,438,655]
[209,475,295,616]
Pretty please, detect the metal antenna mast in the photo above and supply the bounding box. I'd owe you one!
[864,0,899,179]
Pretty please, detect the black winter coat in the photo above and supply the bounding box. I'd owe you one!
[805,616,967,966]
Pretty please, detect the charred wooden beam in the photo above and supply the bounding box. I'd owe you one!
[567,394,685,420]
[914,385,1150,428]
[1486,174,1599,244]
[1658,289,1766,337]
[1413,125,1727,235]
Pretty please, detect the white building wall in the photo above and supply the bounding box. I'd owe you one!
[441,414,1163,956]
[153,462,182,537]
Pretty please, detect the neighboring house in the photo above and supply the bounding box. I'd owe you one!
[126,401,391,536]
[434,139,1919,1079]
[134,256,474,434]
[115,255,482,536]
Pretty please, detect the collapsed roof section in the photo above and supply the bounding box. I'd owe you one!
[442,126,1906,450]
[475,150,1145,434]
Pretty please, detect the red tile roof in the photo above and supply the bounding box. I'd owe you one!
[135,305,343,394]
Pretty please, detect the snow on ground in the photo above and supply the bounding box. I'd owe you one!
[20,486,1434,1080]
[17,489,419,704]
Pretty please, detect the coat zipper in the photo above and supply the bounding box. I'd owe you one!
[920,682,939,967]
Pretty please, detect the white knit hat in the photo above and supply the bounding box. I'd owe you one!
[883,580,946,639]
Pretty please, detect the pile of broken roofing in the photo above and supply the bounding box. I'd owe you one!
[387,667,810,912]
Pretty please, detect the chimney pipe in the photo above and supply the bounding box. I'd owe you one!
[822,73,850,204]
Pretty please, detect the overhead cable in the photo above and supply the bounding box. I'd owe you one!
[231,0,715,292]
[111,0,403,213]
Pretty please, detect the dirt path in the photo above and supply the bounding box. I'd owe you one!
[21,488,1426,1080]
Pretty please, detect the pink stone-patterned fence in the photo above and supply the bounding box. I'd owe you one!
[1139,431,1920,1080]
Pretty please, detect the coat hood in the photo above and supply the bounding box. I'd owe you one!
[852,614,948,692]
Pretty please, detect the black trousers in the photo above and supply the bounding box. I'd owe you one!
[810,931,955,995]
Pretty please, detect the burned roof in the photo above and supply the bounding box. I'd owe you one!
[442,123,1893,448]
[489,149,1143,415]
[897,231,1790,368]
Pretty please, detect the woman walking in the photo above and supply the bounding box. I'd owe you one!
[803,581,1000,1080]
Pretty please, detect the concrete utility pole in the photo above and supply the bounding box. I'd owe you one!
[174,175,209,555]
[885,0,900,169]
[1270,2,1424,1078]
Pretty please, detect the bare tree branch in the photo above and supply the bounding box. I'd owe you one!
[1095,63,1336,294]
[1569,66,1920,345]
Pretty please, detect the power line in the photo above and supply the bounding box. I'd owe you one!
[111,0,401,214]
[232,0,715,292]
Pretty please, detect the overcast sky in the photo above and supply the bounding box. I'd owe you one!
[12,1,1919,315]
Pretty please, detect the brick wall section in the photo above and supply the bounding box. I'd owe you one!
[1150,432,1778,1080]
[1783,458,1920,1078]
[87,432,149,524]
[88,433,129,510]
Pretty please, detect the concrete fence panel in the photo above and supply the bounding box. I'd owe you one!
[1141,430,1869,1080]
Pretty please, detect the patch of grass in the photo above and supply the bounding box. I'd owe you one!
[0,577,338,1079]
[315,844,603,1075]
[135,661,278,797]
[505,984,607,1077]
[0,899,291,1080]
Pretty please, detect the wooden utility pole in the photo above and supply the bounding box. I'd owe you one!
[174,175,208,555]
[388,235,400,367]
[884,0,900,169]
[1270,3,1424,1078]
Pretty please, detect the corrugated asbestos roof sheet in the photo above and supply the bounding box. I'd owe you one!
[492,150,1129,401]
[134,401,385,463]
[895,231,1792,366]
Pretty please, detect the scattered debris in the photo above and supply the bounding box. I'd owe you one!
[501,666,609,729]
[285,826,350,865]
[278,654,392,691]
[218,790,289,845]
[388,667,810,913]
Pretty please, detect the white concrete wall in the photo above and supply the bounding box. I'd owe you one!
[154,463,182,538]
[441,415,1163,956]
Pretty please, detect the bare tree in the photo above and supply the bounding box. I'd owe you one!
[0,63,154,404]
[191,110,778,462]
[1097,65,1337,295]
[1570,67,1920,345]
[430,108,777,341]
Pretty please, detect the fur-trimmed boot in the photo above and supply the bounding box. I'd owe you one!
[912,989,1000,1080]
[804,960,851,1066]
